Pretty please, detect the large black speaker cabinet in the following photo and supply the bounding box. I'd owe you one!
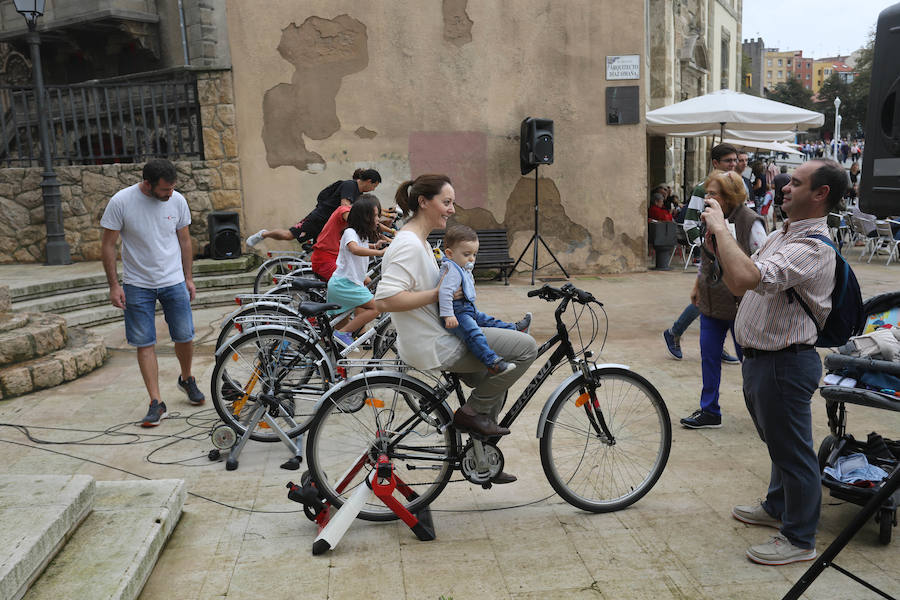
[520,117,554,175]
[860,2,900,217]
[208,211,241,260]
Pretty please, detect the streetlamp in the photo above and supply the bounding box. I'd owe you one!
[833,96,842,161]
[14,0,71,265]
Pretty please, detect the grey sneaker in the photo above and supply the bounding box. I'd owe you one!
[246,229,268,247]
[177,375,205,405]
[516,313,532,334]
[732,501,782,529]
[746,534,816,565]
[141,399,168,428]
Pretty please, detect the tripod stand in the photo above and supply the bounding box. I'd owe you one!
[511,165,570,285]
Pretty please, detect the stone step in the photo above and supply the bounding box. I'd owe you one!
[8,255,260,302]
[0,312,29,333]
[0,327,107,400]
[0,313,67,369]
[0,474,95,600]
[60,286,252,329]
[24,479,186,600]
[13,271,257,316]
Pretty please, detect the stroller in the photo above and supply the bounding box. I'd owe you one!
[817,291,900,545]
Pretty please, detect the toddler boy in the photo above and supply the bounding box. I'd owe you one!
[438,225,531,375]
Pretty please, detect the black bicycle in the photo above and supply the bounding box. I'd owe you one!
[302,283,672,521]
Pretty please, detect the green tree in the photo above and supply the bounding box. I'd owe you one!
[815,72,853,139]
[847,31,875,137]
[766,76,814,110]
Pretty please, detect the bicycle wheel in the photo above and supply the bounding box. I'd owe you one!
[540,367,671,513]
[215,302,302,351]
[210,326,334,441]
[254,257,312,294]
[371,318,398,359]
[305,373,457,521]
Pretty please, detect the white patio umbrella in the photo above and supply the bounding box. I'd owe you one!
[721,138,803,155]
[646,89,824,137]
[668,128,798,142]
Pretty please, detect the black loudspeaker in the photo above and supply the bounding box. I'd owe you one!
[208,211,241,260]
[520,117,554,175]
[859,2,900,217]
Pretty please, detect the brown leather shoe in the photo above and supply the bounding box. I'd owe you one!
[452,407,511,437]
[490,471,517,484]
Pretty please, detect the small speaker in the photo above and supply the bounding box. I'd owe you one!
[859,2,900,217]
[520,117,554,175]
[208,211,241,260]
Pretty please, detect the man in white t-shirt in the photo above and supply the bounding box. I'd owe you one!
[100,159,205,427]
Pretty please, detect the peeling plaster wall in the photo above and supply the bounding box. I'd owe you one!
[226,0,647,274]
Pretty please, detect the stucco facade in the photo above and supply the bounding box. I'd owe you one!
[226,1,648,274]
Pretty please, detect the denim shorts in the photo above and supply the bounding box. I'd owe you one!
[123,282,195,347]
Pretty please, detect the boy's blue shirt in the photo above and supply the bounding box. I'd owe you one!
[438,258,476,317]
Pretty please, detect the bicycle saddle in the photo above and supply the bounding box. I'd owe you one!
[297,301,342,316]
[290,278,327,291]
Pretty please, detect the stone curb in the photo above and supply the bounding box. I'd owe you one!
[24,479,186,600]
[0,327,107,399]
[0,474,95,600]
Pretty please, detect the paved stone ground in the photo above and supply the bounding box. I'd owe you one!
[0,256,898,600]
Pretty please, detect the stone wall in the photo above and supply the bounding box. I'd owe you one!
[0,70,241,263]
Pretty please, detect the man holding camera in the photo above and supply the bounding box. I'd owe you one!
[701,159,846,565]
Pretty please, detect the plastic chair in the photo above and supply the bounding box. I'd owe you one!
[849,215,877,262]
[868,220,900,266]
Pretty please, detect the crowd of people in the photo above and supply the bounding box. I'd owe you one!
[98,147,853,570]
[800,138,863,164]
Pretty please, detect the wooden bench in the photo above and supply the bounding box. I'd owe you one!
[426,228,514,285]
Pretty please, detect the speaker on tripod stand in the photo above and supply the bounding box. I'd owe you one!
[512,117,570,285]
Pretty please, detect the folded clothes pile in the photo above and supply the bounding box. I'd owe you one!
[824,452,890,484]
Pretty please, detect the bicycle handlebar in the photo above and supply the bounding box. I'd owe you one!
[527,283,601,306]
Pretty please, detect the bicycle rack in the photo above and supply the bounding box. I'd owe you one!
[208,392,304,471]
[290,452,436,555]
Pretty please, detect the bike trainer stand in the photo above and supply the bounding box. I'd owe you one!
[208,393,304,472]
[288,453,435,555]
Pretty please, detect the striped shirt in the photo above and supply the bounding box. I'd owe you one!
[735,216,835,351]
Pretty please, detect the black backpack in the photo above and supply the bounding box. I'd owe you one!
[787,234,865,348]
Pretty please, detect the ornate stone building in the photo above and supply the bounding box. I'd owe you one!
[647,0,742,200]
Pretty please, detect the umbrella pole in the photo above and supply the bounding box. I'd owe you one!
[719,122,725,143]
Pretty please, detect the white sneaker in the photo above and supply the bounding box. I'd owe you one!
[246,229,268,247]
[746,534,816,565]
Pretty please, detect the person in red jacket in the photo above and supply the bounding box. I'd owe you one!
[648,192,673,221]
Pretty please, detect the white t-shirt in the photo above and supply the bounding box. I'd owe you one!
[332,228,370,286]
[374,230,464,371]
[100,183,191,289]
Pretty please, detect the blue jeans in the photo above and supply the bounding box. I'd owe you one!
[743,349,822,549]
[671,303,699,337]
[699,314,742,416]
[449,299,516,367]
[123,282,194,347]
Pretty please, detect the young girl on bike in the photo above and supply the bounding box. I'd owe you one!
[327,195,387,347]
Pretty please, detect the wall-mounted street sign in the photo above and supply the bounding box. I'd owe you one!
[606,55,640,80]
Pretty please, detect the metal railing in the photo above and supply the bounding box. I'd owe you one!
[0,73,203,167]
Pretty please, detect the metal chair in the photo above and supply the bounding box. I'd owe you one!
[675,227,700,271]
[849,215,877,262]
[868,220,900,266]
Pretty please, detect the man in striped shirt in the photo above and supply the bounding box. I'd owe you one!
[700,159,847,566]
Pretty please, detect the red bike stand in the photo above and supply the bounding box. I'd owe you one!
[303,453,435,555]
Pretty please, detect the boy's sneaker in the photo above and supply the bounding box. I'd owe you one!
[732,501,782,529]
[680,409,722,429]
[746,534,816,565]
[516,312,532,334]
[141,399,167,428]
[334,330,355,349]
[177,375,205,405]
[487,360,516,376]
[663,329,683,360]
[246,229,267,247]
[721,350,741,365]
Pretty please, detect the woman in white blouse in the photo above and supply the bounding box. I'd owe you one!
[374,174,537,482]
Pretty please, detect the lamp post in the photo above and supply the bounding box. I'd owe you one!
[833,96,842,161]
[14,0,70,265]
